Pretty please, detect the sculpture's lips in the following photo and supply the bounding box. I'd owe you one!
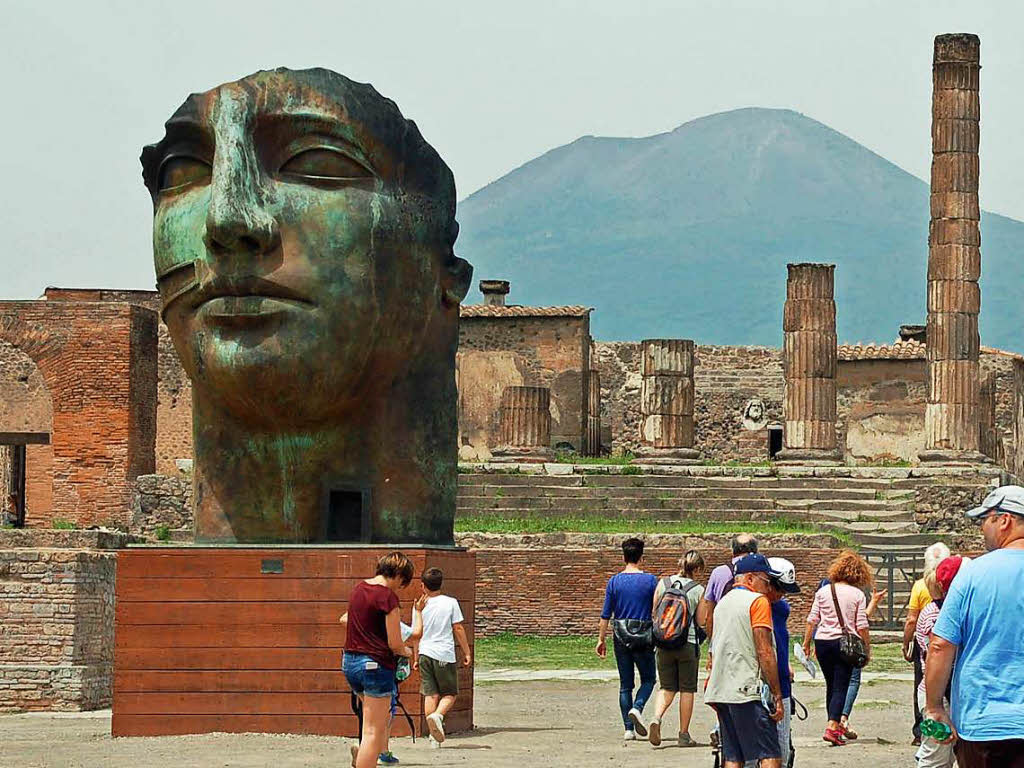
[200,295,312,321]
[191,278,314,319]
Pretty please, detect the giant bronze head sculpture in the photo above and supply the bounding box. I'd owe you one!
[142,68,472,544]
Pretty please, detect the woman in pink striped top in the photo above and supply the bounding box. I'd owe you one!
[801,551,873,747]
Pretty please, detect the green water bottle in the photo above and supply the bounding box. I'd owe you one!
[921,718,953,741]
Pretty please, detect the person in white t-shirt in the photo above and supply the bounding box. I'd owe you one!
[414,567,471,746]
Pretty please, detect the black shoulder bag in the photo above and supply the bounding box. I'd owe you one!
[830,583,869,669]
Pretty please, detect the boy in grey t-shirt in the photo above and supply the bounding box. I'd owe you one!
[415,567,471,746]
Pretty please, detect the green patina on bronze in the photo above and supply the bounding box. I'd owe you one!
[141,68,472,545]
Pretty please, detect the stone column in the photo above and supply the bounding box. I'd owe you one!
[635,339,701,464]
[585,370,602,456]
[778,263,840,463]
[921,33,987,463]
[492,386,553,461]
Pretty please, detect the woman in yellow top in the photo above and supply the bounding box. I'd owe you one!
[903,542,950,744]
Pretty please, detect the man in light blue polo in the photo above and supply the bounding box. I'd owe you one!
[925,485,1024,767]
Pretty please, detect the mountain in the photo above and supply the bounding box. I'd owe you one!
[455,108,1024,352]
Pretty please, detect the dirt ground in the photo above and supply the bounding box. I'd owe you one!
[3,678,920,768]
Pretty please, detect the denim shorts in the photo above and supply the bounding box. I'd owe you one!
[343,652,397,699]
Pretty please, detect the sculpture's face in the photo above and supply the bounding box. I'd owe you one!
[142,69,469,427]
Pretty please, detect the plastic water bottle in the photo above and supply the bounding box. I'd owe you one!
[921,718,953,741]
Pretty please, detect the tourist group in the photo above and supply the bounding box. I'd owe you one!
[598,484,1024,768]
[336,484,1024,768]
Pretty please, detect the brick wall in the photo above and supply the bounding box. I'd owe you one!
[0,546,116,711]
[0,301,158,528]
[458,315,590,457]
[474,545,843,638]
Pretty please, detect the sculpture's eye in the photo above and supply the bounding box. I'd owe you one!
[279,148,373,183]
[158,156,211,192]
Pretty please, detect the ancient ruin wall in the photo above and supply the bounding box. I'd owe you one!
[457,314,590,458]
[597,342,784,462]
[0,546,116,711]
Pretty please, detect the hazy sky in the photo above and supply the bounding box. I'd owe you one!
[2,0,1022,298]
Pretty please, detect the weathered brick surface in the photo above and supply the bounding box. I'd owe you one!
[473,544,842,638]
[0,301,157,528]
[0,547,116,712]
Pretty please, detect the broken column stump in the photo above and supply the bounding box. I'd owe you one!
[635,339,701,464]
[777,263,841,464]
[491,386,553,462]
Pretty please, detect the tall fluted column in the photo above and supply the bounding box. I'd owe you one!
[921,33,987,463]
[491,386,553,462]
[635,339,701,464]
[778,263,840,464]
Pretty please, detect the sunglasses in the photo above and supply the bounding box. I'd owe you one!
[973,507,1024,526]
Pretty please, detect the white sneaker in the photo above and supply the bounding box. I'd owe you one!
[649,718,662,746]
[623,729,637,741]
[426,712,446,743]
[429,736,441,749]
[628,708,648,737]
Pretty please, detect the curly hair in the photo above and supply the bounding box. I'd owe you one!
[826,550,874,589]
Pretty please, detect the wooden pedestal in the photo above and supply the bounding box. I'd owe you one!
[112,546,475,738]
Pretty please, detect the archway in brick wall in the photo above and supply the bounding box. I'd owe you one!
[0,302,158,529]
[0,339,54,525]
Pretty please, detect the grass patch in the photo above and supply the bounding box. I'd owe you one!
[154,525,171,542]
[553,451,636,465]
[476,633,614,670]
[701,459,774,468]
[456,515,852,544]
[51,519,76,530]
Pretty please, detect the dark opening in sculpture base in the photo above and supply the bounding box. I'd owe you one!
[633,447,702,465]
[112,546,475,738]
[774,449,843,466]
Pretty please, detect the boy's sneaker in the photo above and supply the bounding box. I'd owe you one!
[623,729,636,741]
[677,732,697,747]
[428,736,441,749]
[378,753,400,765]
[627,708,647,737]
[648,718,662,746]
[426,712,446,743]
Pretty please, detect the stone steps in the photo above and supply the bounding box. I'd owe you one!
[457,485,886,501]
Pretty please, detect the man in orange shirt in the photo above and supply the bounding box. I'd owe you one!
[703,554,784,768]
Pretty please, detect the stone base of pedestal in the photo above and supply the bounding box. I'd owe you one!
[634,447,702,465]
[918,449,994,466]
[112,546,475,738]
[490,446,554,463]
[774,449,843,466]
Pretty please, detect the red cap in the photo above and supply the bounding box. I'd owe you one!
[935,556,964,595]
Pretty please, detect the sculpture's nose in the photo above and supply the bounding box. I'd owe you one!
[203,92,280,259]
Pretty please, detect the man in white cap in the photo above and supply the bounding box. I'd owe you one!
[925,485,1024,767]
[743,558,800,768]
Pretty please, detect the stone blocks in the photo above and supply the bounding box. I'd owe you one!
[636,339,700,463]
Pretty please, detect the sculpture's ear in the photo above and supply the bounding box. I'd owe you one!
[442,255,473,307]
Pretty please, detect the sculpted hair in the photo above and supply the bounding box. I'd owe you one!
[622,537,645,564]
[421,567,444,592]
[681,550,705,577]
[731,534,759,556]
[827,550,874,589]
[376,551,414,587]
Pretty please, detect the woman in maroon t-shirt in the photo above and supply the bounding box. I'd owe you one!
[342,551,414,768]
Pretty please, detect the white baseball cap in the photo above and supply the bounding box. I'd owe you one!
[767,557,800,594]
[966,485,1024,519]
